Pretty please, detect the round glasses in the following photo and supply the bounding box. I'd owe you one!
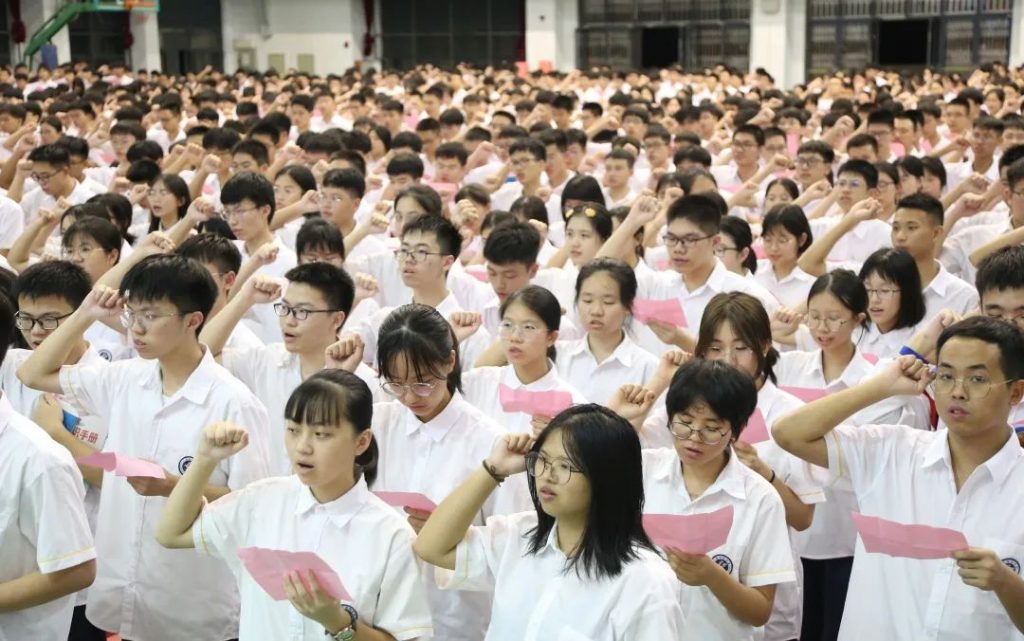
[380,380,437,398]
[498,321,545,338]
[806,315,851,331]
[525,452,583,486]
[930,372,1015,399]
[668,419,729,445]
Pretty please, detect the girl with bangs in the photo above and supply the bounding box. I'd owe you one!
[371,304,529,641]
[156,369,432,641]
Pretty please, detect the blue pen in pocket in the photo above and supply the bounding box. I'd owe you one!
[62,409,80,435]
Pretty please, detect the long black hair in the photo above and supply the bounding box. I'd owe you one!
[284,368,378,484]
[526,404,656,579]
[377,304,462,395]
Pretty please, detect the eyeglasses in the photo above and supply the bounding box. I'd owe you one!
[120,308,185,330]
[498,320,545,337]
[865,287,900,299]
[931,372,1015,399]
[714,246,739,256]
[223,206,260,219]
[61,245,98,260]
[14,311,72,331]
[668,419,729,445]
[662,233,712,250]
[394,248,443,263]
[509,156,535,167]
[380,380,437,398]
[836,179,865,189]
[318,192,347,205]
[762,235,794,247]
[148,188,171,198]
[795,157,824,168]
[273,302,338,321]
[877,180,896,190]
[732,141,759,150]
[525,452,583,486]
[30,171,58,183]
[806,315,851,330]
[300,253,342,264]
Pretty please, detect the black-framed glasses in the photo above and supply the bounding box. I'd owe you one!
[668,419,729,445]
[714,246,739,256]
[380,380,437,398]
[273,303,339,321]
[394,248,444,263]
[663,233,712,250]
[525,452,583,486]
[14,311,73,331]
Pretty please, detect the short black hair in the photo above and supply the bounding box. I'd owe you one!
[28,144,70,168]
[391,131,423,154]
[284,262,354,316]
[509,137,546,162]
[837,159,879,189]
[435,142,468,165]
[232,139,269,166]
[976,246,1024,298]
[202,127,242,152]
[666,359,758,439]
[13,261,92,308]
[120,255,217,332]
[176,233,242,274]
[322,167,366,199]
[401,213,462,261]
[937,316,1024,383]
[220,171,276,220]
[666,193,722,234]
[484,221,540,266]
[377,304,462,395]
[296,218,345,259]
[386,152,424,179]
[0,292,15,365]
[896,193,944,225]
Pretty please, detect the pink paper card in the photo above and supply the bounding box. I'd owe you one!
[786,133,801,156]
[76,452,166,479]
[633,298,687,328]
[498,384,573,418]
[515,61,529,78]
[643,505,734,555]
[373,491,437,513]
[738,409,770,444]
[753,242,767,259]
[780,386,829,403]
[538,60,553,73]
[851,512,969,560]
[237,547,351,601]
[862,352,880,364]
[465,266,488,282]
[426,181,458,201]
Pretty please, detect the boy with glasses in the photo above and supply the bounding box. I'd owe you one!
[774,317,1024,640]
[11,144,97,227]
[491,138,547,211]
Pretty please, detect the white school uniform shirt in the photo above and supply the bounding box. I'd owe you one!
[754,260,816,309]
[941,219,1012,282]
[84,320,133,361]
[922,261,980,319]
[221,343,379,476]
[372,395,531,641]
[490,181,524,212]
[827,424,1024,641]
[194,476,433,641]
[775,348,916,560]
[462,364,589,433]
[19,180,96,226]
[532,265,579,310]
[641,447,797,641]
[146,126,185,154]
[347,248,494,310]
[0,394,96,641]
[555,334,658,406]
[603,187,638,209]
[437,509,687,641]
[57,349,273,641]
[234,240,299,343]
[810,216,892,269]
[0,195,24,250]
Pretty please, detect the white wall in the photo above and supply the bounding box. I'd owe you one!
[18,0,72,67]
[1011,0,1024,67]
[525,0,578,70]
[749,0,806,89]
[129,11,161,72]
[221,0,365,75]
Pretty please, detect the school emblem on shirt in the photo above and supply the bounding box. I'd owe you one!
[1003,558,1021,575]
[711,554,734,574]
[98,349,113,361]
[178,456,193,475]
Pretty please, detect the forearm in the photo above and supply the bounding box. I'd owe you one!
[969,227,1024,267]
[268,202,307,231]
[597,218,643,261]
[413,466,499,570]
[0,561,96,612]
[0,153,22,189]
[544,243,570,269]
[17,311,93,392]
[472,340,508,368]
[155,455,217,548]
[199,295,251,355]
[771,476,815,531]
[798,219,850,276]
[188,169,210,200]
[47,429,103,487]
[343,219,376,256]
[8,220,51,270]
[8,172,26,203]
[805,193,837,220]
[228,258,262,300]
[705,571,774,626]
[996,572,1024,632]
[940,184,968,211]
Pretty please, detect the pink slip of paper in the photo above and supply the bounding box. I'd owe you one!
[465,266,488,283]
[738,409,770,445]
[373,491,437,513]
[498,384,573,417]
[76,452,166,479]
[425,182,458,201]
[515,61,529,78]
[632,298,687,328]
[851,512,969,560]
[237,547,351,601]
[538,60,553,73]
[643,505,735,555]
[780,386,829,403]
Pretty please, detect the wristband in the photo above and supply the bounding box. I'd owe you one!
[898,345,930,364]
[767,470,776,484]
[482,459,507,485]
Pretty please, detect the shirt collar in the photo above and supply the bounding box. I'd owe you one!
[402,391,466,442]
[923,427,1023,485]
[698,259,729,294]
[923,261,953,297]
[652,448,747,502]
[138,347,218,405]
[294,476,371,530]
[501,361,561,389]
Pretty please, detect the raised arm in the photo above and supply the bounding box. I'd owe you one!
[797,199,880,277]
[597,195,659,262]
[200,275,282,357]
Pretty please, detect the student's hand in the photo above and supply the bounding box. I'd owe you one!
[311,159,330,185]
[14,133,38,156]
[655,349,692,383]
[252,242,280,267]
[134,231,176,258]
[770,153,793,171]
[660,185,684,208]
[365,173,385,192]
[449,311,482,343]
[32,393,67,439]
[628,194,661,227]
[79,285,124,322]
[277,143,303,165]
[535,186,552,203]
[665,549,723,587]
[484,433,534,476]
[128,183,150,206]
[15,158,33,175]
[403,507,431,534]
[196,421,250,461]
[867,354,933,397]
[367,207,390,235]
[529,415,551,438]
[847,198,882,224]
[200,154,221,174]
[284,571,350,632]
[54,197,74,217]
[771,307,804,337]
[803,179,832,202]
[964,173,991,195]
[295,189,320,214]
[126,469,177,497]
[186,196,218,224]
[324,334,364,372]
[242,274,283,305]
[954,548,1018,592]
[648,319,684,347]
[184,142,205,165]
[453,199,479,229]
[910,308,960,356]
[607,384,657,425]
[37,207,61,228]
[353,272,379,302]
[732,441,773,480]
[525,219,548,243]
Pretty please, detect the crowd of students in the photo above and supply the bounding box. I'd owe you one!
[0,57,1023,641]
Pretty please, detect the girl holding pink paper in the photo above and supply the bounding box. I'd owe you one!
[155,369,432,641]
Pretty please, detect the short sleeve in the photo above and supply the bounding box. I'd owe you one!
[756,440,827,505]
[738,490,797,588]
[20,462,96,573]
[58,361,120,420]
[370,526,433,640]
[825,423,905,495]
[436,513,519,593]
[222,398,273,490]
[193,484,255,574]
[220,347,262,390]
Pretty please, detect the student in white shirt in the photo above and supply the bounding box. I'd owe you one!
[464,285,587,434]
[639,359,796,641]
[556,257,658,405]
[371,304,529,640]
[13,144,98,226]
[0,273,100,641]
[774,317,1024,640]
[755,206,817,309]
[136,173,190,238]
[221,171,299,343]
[479,221,542,335]
[532,202,613,309]
[890,193,979,318]
[692,293,826,641]
[268,165,319,251]
[156,369,433,641]
[17,254,273,641]
[855,248,927,357]
[716,215,759,279]
[202,263,372,475]
[602,148,638,209]
[414,405,688,640]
